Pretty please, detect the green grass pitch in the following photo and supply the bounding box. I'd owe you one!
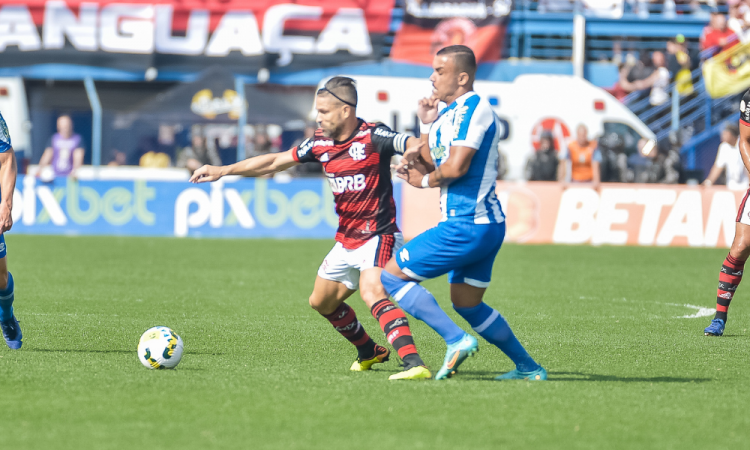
[1,235,749,449]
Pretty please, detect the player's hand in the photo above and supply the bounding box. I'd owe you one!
[417,95,440,125]
[394,142,425,173]
[189,165,223,183]
[396,162,429,188]
[0,203,13,234]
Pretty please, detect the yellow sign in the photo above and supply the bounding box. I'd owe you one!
[190,89,246,120]
[703,42,750,98]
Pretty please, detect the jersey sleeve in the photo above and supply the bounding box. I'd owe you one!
[290,137,317,163]
[741,89,750,127]
[452,95,493,149]
[0,112,11,153]
[371,124,409,156]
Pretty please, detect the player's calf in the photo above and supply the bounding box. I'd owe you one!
[706,252,746,336]
[454,302,542,375]
[371,299,425,369]
[0,271,21,349]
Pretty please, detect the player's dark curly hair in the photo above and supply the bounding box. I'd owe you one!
[436,45,477,77]
[318,76,357,108]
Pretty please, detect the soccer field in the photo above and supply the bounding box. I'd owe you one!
[1,235,749,449]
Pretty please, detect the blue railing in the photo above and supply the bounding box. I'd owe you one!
[623,62,743,175]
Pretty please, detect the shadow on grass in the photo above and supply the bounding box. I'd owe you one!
[28,348,225,356]
[548,371,712,383]
[455,370,712,383]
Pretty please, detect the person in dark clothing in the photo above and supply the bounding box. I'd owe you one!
[526,132,559,181]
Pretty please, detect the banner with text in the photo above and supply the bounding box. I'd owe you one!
[0,0,395,72]
[390,0,512,65]
[8,176,402,239]
[401,182,744,248]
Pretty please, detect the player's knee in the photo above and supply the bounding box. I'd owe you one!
[308,294,322,312]
[380,270,408,296]
[732,237,750,259]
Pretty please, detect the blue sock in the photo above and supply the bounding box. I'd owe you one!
[381,271,465,345]
[0,272,14,322]
[454,302,540,372]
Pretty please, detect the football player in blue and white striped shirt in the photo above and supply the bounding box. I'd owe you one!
[0,111,21,349]
[381,46,545,381]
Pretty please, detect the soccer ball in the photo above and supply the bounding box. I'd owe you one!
[137,326,184,370]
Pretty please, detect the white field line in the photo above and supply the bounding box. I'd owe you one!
[577,297,715,319]
[665,303,716,319]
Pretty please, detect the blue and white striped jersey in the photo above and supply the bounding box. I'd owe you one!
[427,91,505,224]
[0,112,11,153]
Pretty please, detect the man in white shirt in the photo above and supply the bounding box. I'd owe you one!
[703,123,748,190]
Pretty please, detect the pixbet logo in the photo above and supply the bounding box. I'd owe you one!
[174,178,338,237]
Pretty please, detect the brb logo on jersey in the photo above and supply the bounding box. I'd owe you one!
[328,174,366,194]
[349,142,366,161]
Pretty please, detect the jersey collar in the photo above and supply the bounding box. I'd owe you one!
[333,119,365,145]
[439,91,478,117]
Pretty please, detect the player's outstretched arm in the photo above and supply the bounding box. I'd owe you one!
[0,148,17,234]
[190,149,299,183]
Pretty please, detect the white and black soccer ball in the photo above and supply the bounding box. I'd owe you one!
[137,326,184,370]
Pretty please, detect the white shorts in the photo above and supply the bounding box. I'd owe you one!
[739,189,750,226]
[317,233,404,291]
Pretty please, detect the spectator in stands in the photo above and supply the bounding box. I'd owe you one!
[606,63,639,101]
[627,52,655,84]
[598,132,629,182]
[137,124,178,168]
[526,132,559,181]
[703,123,748,189]
[634,51,671,106]
[728,0,750,43]
[177,129,221,175]
[666,36,695,95]
[293,124,322,176]
[37,114,85,179]
[700,11,738,54]
[627,137,681,184]
[561,124,601,184]
[107,149,127,167]
[245,125,277,159]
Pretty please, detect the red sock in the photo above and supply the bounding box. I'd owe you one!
[716,253,746,322]
[371,299,424,369]
[322,303,375,358]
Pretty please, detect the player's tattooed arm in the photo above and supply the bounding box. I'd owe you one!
[422,146,476,188]
[190,149,299,183]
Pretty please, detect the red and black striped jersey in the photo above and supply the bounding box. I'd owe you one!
[742,89,750,126]
[292,119,409,249]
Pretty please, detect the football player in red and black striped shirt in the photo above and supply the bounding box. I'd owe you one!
[191,77,430,380]
[704,89,750,336]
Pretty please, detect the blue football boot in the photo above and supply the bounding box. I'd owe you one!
[1,315,22,349]
[704,318,725,336]
[495,366,547,381]
[435,333,478,380]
